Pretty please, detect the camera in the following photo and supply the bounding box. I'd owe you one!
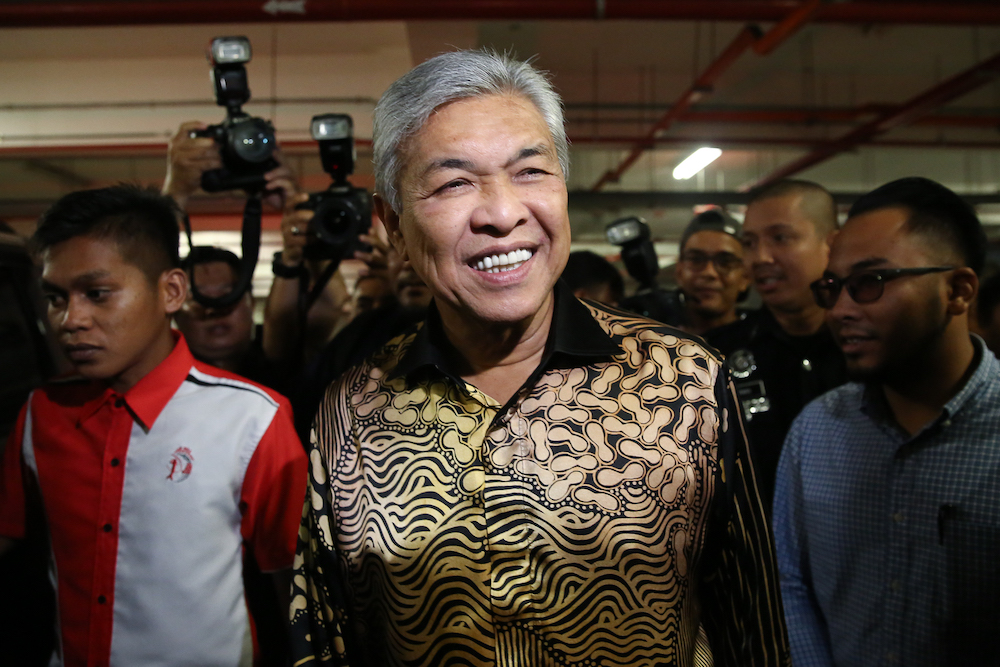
[192,36,278,193]
[298,114,372,261]
[606,216,684,323]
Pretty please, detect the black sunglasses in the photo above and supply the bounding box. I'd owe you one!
[810,266,955,309]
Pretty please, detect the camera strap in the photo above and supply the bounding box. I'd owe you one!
[300,257,342,316]
[181,194,262,309]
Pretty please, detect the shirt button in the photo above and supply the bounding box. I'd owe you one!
[103,523,113,533]
[110,458,120,467]
[941,419,952,428]
[890,579,902,592]
[97,595,107,604]
[892,512,904,523]
[801,358,813,371]
[114,398,124,408]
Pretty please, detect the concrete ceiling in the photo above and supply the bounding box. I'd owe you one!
[2,4,1000,265]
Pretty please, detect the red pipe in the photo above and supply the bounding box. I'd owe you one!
[2,1,1000,28]
[590,24,763,191]
[752,0,822,55]
[591,0,824,191]
[749,50,1000,188]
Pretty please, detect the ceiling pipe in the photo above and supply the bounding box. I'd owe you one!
[591,0,819,191]
[2,1,1000,27]
[590,24,762,191]
[5,134,1000,161]
[751,0,823,55]
[748,50,1000,189]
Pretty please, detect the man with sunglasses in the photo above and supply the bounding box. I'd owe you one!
[706,180,847,511]
[774,177,997,666]
[673,209,750,336]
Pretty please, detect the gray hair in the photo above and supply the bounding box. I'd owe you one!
[373,49,569,214]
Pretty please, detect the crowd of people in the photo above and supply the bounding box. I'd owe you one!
[0,48,997,667]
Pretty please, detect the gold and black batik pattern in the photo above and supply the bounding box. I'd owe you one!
[290,285,790,667]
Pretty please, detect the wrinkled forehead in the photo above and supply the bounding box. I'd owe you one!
[404,93,554,162]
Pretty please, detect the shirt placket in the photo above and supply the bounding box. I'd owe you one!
[87,395,132,667]
[884,440,916,666]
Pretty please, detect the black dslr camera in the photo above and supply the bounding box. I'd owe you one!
[606,216,684,323]
[298,114,371,261]
[192,36,278,193]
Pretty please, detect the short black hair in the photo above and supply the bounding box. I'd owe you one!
[680,208,741,252]
[848,177,986,275]
[747,179,838,235]
[32,184,181,282]
[561,251,625,304]
[182,246,241,278]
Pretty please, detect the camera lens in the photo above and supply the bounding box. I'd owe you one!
[310,197,363,248]
[229,118,275,164]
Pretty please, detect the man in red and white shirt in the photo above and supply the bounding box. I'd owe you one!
[0,185,307,667]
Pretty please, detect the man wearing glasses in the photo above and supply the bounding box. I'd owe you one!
[707,180,847,511]
[673,209,749,336]
[774,177,997,666]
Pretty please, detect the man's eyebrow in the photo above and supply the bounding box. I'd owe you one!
[419,144,554,179]
[849,258,891,272]
[39,278,64,294]
[41,270,113,291]
[505,144,552,168]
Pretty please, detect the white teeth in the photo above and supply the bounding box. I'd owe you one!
[474,248,533,272]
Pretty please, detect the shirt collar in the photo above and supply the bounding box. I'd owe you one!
[390,280,621,383]
[78,331,194,432]
[861,334,994,428]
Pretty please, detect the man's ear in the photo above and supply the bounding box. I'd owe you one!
[947,267,978,316]
[161,268,189,316]
[373,194,407,261]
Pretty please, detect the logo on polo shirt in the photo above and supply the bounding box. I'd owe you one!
[167,447,194,482]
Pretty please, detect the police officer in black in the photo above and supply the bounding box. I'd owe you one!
[707,180,847,512]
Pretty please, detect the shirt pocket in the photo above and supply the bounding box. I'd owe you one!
[941,513,1000,664]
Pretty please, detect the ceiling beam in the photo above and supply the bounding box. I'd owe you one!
[2,1,1000,27]
[591,1,821,191]
[748,50,1000,189]
[590,24,763,191]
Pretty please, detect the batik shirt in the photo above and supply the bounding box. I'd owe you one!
[291,284,789,667]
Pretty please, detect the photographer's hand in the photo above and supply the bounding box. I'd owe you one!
[279,191,312,266]
[355,224,403,287]
[262,149,298,211]
[161,121,222,210]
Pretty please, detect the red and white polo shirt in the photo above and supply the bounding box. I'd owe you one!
[0,335,307,667]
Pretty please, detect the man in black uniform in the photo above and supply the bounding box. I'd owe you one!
[707,180,846,511]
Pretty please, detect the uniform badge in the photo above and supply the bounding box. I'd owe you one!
[167,447,194,482]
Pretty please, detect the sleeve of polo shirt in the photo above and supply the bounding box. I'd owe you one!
[239,397,308,572]
[0,402,29,540]
[772,416,836,667]
[698,372,791,667]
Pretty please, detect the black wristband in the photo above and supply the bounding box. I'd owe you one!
[272,251,305,279]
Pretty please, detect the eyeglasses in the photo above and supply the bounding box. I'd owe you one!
[810,266,955,309]
[679,251,744,273]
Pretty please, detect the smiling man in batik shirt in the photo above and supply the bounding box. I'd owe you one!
[290,49,789,667]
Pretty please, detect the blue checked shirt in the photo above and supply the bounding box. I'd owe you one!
[774,337,1000,667]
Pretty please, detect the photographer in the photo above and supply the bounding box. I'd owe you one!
[263,187,349,369]
[161,120,350,374]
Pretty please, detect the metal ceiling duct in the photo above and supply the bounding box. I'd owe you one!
[1,1,1000,28]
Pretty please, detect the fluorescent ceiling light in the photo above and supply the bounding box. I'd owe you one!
[672,147,722,180]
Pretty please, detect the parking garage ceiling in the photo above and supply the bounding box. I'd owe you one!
[2,0,999,251]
